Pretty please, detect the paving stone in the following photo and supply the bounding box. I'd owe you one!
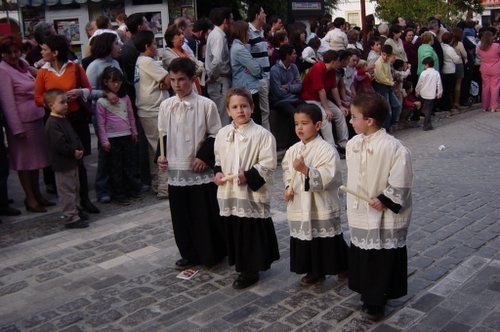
[321,306,354,323]
[385,307,424,329]
[222,304,261,324]
[189,292,229,311]
[60,262,93,273]
[120,297,157,314]
[13,257,48,271]
[38,259,67,272]
[22,311,60,328]
[53,311,85,328]
[74,240,104,250]
[90,275,127,290]
[153,284,189,300]
[409,256,434,270]
[35,271,64,283]
[87,309,123,328]
[0,324,20,332]
[85,297,121,314]
[0,281,28,296]
[439,321,472,332]
[221,291,261,309]
[428,278,462,297]
[337,317,373,332]
[118,287,155,301]
[122,241,148,253]
[91,252,124,264]
[256,304,292,323]
[410,293,445,312]
[156,306,197,326]
[252,290,289,307]
[282,292,316,310]
[57,298,92,313]
[95,243,123,253]
[120,308,161,327]
[196,319,233,332]
[66,251,96,262]
[189,304,232,325]
[58,325,85,332]
[185,283,220,299]
[480,311,500,330]
[371,324,402,332]
[307,292,341,311]
[158,294,193,311]
[284,307,319,326]
[163,320,200,332]
[421,265,449,282]
[295,320,334,331]
[231,318,266,331]
[30,322,57,332]
[258,321,294,332]
[417,306,457,329]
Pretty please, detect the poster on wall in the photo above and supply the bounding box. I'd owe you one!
[54,19,80,42]
[144,12,163,35]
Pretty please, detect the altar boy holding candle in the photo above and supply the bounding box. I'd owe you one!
[157,57,226,270]
[346,93,413,320]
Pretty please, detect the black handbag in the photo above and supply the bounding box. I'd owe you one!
[74,63,92,118]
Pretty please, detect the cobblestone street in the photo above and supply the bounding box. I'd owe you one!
[0,107,499,331]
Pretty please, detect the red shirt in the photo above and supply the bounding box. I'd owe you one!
[300,62,337,101]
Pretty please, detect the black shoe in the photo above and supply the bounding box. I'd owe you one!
[175,258,196,270]
[65,220,89,229]
[361,303,385,321]
[78,211,89,221]
[113,197,131,206]
[232,273,259,289]
[0,206,22,216]
[80,199,100,213]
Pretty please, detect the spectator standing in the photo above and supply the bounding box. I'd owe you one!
[417,32,440,76]
[478,31,500,112]
[0,35,51,213]
[324,17,348,51]
[415,57,443,131]
[384,25,408,63]
[247,4,272,131]
[441,32,461,112]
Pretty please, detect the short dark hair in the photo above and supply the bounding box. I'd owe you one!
[393,59,405,70]
[33,22,54,45]
[295,103,322,124]
[368,36,381,48]
[134,30,155,52]
[272,31,288,48]
[308,36,321,49]
[278,44,295,61]
[323,50,339,63]
[381,44,393,55]
[338,49,350,61]
[43,34,69,62]
[168,57,196,77]
[209,7,232,27]
[351,93,389,127]
[164,24,182,48]
[247,4,263,23]
[333,17,346,29]
[441,31,453,45]
[422,56,434,67]
[193,18,213,33]
[268,15,280,26]
[43,88,65,107]
[96,15,110,29]
[101,66,127,97]
[91,33,118,58]
[126,13,145,35]
[388,24,402,38]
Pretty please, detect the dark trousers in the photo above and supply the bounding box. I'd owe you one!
[441,73,455,111]
[373,82,401,129]
[67,110,91,202]
[251,93,262,125]
[91,114,110,199]
[421,98,435,130]
[107,135,141,198]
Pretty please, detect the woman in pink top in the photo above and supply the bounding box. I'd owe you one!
[0,35,52,212]
[478,31,500,112]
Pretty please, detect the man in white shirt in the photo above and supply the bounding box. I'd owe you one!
[415,57,443,131]
[205,7,233,126]
[324,17,348,51]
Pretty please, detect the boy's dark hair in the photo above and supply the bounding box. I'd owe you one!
[43,34,69,62]
[126,13,145,35]
[91,32,118,58]
[338,49,350,61]
[247,4,263,23]
[352,93,389,127]
[295,103,322,124]
[393,59,405,71]
[422,56,434,67]
[402,80,413,91]
[101,66,127,98]
[333,17,346,29]
[134,30,155,52]
[278,44,295,61]
[96,15,111,29]
[168,57,197,77]
[381,44,393,55]
[388,24,402,38]
[225,87,254,110]
[323,50,339,63]
[43,88,66,107]
[368,36,381,48]
[193,18,213,33]
[308,36,321,49]
[347,48,361,58]
[209,7,232,27]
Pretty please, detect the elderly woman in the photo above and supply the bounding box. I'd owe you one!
[441,32,462,112]
[417,32,440,76]
[162,24,204,94]
[385,25,407,62]
[0,35,52,213]
[34,34,100,214]
[229,20,263,124]
[402,28,418,85]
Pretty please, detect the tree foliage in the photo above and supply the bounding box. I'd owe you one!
[374,0,483,25]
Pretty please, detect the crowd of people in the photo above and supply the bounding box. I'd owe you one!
[0,5,499,320]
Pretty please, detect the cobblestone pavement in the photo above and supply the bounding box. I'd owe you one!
[0,107,499,331]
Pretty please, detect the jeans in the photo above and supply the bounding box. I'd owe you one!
[373,82,401,130]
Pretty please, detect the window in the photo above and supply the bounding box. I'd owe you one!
[346,11,360,28]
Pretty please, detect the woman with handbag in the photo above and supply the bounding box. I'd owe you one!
[34,34,100,214]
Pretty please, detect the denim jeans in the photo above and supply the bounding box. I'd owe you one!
[373,82,401,130]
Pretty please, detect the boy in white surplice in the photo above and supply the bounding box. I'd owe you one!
[283,104,348,286]
[346,93,413,320]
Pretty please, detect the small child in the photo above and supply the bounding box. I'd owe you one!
[302,37,322,66]
[44,89,89,229]
[392,59,411,105]
[415,57,442,131]
[157,57,226,270]
[373,44,401,131]
[401,81,422,127]
[96,67,141,205]
[346,93,413,320]
[214,87,280,289]
[283,104,348,285]
[366,36,381,68]
[351,59,375,97]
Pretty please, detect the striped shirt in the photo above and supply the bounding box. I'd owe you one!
[248,23,270,79]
